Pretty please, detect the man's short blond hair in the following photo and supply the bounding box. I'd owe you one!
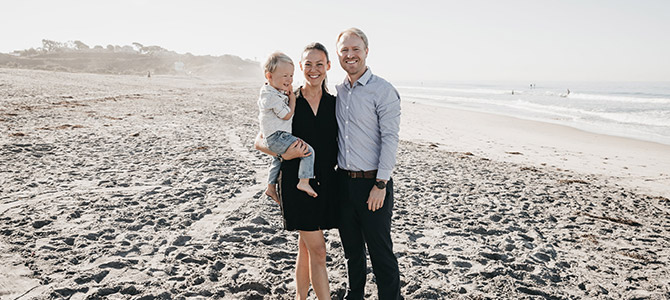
[337,27,369,49]
[263,51,294,74]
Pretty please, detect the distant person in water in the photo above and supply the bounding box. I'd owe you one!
[567,89,570,95]
[257,51,318,202]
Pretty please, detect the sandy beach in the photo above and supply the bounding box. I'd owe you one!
[1,68,669,299]
[400,102,670,199]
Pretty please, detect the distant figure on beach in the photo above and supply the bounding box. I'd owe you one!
[147,71,151,78]
[567,89,570,95]
[512,90,515,95]
[255,43,339,299]
[257,52,318,201]
[335,27,402,299]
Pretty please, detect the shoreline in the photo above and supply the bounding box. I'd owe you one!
[400,101,670,198]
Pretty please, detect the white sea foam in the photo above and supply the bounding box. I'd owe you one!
[396,85,510,95]
[561,92,670,104]
[397,81,670,145]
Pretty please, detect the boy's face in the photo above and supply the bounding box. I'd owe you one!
[266,61,294,93]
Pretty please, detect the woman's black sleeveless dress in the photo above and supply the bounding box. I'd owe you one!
[278,87,339,231]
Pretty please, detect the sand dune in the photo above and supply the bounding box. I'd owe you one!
[1,68,668,299]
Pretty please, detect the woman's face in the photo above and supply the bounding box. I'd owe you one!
[300,49,330,87]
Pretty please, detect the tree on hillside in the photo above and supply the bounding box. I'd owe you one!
[15,48,39,57]
[132,42,145,53]
[73,40,90,51]
[42,39,64,52]
[119,45,135,53]
[143,45,167,55]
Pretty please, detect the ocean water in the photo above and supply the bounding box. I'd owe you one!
[395,81,670,146]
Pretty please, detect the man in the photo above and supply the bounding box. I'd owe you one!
[335,27,402,300]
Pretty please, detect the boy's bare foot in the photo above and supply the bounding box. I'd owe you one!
[297,180,317,198]
[265,184,280,204]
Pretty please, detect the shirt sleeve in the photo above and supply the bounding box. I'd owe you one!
[376,84,401,180]
[260,91,291,119]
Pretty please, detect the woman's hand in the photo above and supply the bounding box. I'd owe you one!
[255,131,310,160]
[282,139,311,160]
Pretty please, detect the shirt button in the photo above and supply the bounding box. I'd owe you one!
[348,91,352,95]
[345,135,348,139]
[346,106,349,109]
[345,121,348,124]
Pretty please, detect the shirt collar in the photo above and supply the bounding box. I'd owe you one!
[263,82,285,96]
[343,67,373,88]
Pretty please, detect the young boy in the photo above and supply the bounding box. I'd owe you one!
[258,52,317,202]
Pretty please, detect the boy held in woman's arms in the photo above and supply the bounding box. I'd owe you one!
[258,52,317,202]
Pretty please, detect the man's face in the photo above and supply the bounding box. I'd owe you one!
[337,33,368,77]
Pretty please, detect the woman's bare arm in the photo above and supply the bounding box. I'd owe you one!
[254,131,311,160]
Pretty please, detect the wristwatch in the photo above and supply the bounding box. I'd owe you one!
[276,153,283,161]
[375,180,386,189]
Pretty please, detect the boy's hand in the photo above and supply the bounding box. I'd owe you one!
[282,84,294,96]
[287,86,296,99]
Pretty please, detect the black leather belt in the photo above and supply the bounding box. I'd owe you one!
[338,168,377,179]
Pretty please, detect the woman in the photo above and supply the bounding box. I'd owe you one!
[255,42,338,300]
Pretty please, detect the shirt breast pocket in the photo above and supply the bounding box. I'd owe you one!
[351,90,378,121]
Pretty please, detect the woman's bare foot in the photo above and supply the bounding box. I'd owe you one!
[265,184,279,204]
[297,179,317,198]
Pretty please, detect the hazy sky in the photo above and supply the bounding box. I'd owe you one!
[3,0,669,82]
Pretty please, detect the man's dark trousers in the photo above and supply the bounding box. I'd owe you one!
[338,174,401,300]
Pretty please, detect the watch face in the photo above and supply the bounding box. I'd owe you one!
[375,181,386,189]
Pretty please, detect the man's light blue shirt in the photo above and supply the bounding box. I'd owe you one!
[336,68,401,180]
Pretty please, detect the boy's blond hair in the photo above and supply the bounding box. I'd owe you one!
[263,51,294,74]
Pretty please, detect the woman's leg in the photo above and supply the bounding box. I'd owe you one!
[299,230,330,300]
[295,234,310,300]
